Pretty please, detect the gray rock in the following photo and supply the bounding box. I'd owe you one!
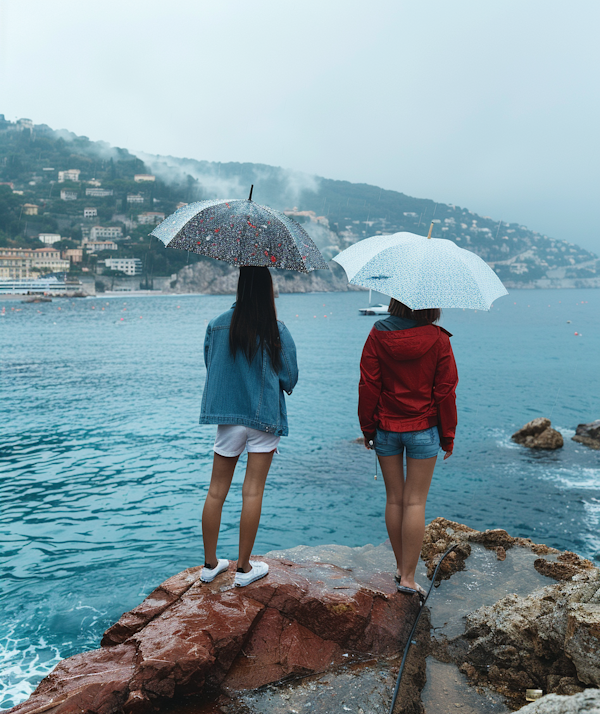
[573,420,600,450]
[511,418,564,449]
[518,689,600,713]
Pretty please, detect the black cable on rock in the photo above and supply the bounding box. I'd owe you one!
[388,543,459,714]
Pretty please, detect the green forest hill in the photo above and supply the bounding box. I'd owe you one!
[1,115,598,287]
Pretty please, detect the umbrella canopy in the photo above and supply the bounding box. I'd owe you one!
[332,230,508,310]
[151,193,328,274]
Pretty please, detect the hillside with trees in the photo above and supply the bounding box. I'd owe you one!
[1,115,598,290]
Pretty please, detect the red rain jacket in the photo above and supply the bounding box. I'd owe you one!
[359,323,458,453]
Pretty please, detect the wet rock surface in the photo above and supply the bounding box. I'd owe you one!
[511,418,564,450]
[8,554,417,714]
[424,519,600,707]
[8,524,600,714]
[572,419,600,450]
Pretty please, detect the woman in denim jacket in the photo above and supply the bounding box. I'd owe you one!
[200,267,298,587]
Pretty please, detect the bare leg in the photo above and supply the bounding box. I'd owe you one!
[202,453,239,567]
[378,454,405,579]
[400,456,436,589]
[238,451,274,572]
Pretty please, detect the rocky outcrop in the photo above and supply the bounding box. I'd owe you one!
[511,418,564,450]
[168,259,364,294]
[572,419,600,450]
[9,557,417,714]
[423,519,600,705]
[519,689,600,713]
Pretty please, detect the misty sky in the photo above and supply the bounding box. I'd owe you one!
[1,0,599,253]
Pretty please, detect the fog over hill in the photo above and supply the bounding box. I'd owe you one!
[1,116,598,290]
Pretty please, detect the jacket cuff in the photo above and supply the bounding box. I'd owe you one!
[440,438,454,452]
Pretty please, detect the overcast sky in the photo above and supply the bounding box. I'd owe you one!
[1,0,599,252]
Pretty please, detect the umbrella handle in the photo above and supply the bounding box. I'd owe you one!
[427,222,434,239]
[248,185,254,201]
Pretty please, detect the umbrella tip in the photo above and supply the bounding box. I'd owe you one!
[248,184,254,201]
[427,221,434,239]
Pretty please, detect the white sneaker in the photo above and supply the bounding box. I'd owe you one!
[234,561,269,587]
[200,558,229,583]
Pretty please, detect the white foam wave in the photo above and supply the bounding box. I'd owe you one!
[0,625,63,711]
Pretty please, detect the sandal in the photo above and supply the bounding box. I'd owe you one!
[396,582,427,603]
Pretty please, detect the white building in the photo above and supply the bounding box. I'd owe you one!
[137,211,165,225]
[83,207,98,218]
[134,174,155,183]
[58,169,81,183]
[85,188,113,197]
[17,118,34,130]
[84,240,118,253]
[127,193,145,204]
[60,189,78,201]
[38,233,62,245]
[90,226,123,240]
[104,258,142,276]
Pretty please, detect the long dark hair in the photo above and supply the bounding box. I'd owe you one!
[388,298,441,325]
[229,267,281,371]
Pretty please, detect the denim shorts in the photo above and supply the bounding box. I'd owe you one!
[374,426,440,459]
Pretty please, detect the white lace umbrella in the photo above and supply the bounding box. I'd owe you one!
[332,226,508,310]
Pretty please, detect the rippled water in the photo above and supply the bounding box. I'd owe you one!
[1,289,599,708]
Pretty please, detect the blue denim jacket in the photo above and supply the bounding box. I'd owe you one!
[200,307,298,436]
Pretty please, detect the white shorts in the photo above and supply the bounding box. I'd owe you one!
[214,425,280,458]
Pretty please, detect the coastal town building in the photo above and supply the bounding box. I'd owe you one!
[103,258,142,276]
[85,187,113,197]
[38,233,62,245]
[32,247,70,273]
[90,226,123,240]
[176,202,188,209]
[0,247,71,278]
[0,181,14,189]
[63,248,83,263]
[58,169,81,183]
[87,179,102,187]
[127,193,145,204]
[23,204,39,215]
[0,247,32,279]
[60,189,78,201]
[137,211,165,225]
[83,207,97,218]
[134,174,155,182]
[84,240,118,253]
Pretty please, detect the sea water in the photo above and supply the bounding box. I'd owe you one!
[1,289,599,708]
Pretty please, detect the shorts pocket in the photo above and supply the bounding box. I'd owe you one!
[375,428,389,447]
[411,427,435,445]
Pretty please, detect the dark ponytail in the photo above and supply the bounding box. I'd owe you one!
[229,267,281,372]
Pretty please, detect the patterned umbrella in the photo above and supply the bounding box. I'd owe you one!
[151,188,328,273]
[332,226,508,310]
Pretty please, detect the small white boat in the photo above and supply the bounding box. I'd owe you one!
[358,303,389,316]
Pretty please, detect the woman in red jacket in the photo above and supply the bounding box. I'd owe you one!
[359,298,458,599]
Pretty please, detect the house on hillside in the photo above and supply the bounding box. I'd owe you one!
[137,212,165,225]
[58,169,81,183]
[84,240,118,253]
[134,174,155,183]
[38,233,62,245]
[127,194,145,204]
[83,207,97,218]
[90,226,123,240]
[63,249,83,263]
[60,189,78,201]
[23,204,39,215]
[86,188,113,198]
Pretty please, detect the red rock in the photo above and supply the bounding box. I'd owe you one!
[9,557,417,714]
